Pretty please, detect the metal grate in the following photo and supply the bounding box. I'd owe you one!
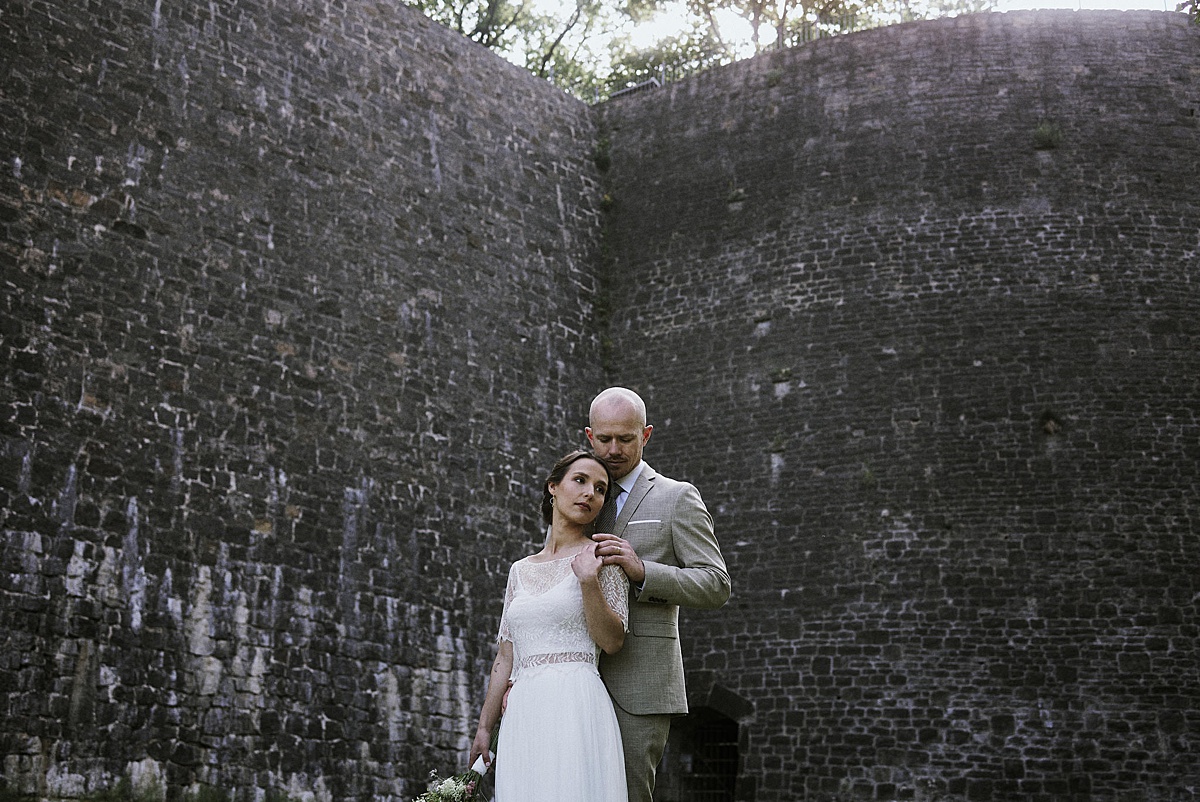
[658,708,739,802]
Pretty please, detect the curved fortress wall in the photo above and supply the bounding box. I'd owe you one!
[3,4,1200,802]
[597,11,1199,801]
[0,1,602,800]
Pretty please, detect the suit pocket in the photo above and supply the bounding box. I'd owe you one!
[633,620,678,639]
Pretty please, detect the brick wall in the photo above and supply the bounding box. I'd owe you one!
[0,1,602,800]
[597,11,1199,801]
[4,3,1200,802]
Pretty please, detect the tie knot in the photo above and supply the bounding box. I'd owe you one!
[613,485,627,510]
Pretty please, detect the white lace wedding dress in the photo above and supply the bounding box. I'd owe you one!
[494,555,630,802]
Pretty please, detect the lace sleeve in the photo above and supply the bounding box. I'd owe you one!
[498,563,518,643]
[599,564,630,632]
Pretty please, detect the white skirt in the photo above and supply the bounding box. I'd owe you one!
[494,662,628,802]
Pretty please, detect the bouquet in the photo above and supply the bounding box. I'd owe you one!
[412,769,482,802]
[412,753,492,802]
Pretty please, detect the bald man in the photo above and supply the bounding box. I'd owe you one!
[588,387,731,802]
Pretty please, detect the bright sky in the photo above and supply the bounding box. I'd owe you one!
[628,0,1178,54]
[626,3,753,55]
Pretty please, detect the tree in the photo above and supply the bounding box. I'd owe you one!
[682,0,861,52]
[681,0,996,53]
[409,0,1000,102]
[606,20,731,93]
[408,0,637,98]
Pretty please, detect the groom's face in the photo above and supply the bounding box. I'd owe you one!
[586,401,652,481]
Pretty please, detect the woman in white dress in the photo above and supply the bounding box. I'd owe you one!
[470,450,629,802]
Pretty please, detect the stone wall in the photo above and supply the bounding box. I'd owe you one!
[4,3,1200,802]
[0,1,603,800]
[596,10,1200,801]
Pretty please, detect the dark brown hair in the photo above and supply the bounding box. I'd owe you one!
[541,449,613,526]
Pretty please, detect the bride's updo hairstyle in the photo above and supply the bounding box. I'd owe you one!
[541,449,614,526]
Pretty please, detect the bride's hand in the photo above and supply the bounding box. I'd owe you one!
[470,729,494,773]
[571,543,603,581]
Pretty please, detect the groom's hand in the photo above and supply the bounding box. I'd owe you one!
[570,543,603,581]
[592,533,646,585]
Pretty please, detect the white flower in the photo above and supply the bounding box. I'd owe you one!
[444,778,469,797]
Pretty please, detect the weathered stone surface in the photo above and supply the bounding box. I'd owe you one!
[598,10,1200,801]
[1,0,602,800]
[2,3,1199,802]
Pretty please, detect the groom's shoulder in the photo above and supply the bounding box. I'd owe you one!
[643,463,700,496]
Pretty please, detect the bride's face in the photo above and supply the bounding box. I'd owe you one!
[549,458,609,525]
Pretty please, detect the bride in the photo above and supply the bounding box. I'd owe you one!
[470,450,629,802]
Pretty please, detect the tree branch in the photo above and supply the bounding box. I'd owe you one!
[538,0,585,76]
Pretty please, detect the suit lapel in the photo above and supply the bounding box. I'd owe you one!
[614,463,655,531]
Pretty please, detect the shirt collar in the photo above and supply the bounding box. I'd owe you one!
[616,461,645,496]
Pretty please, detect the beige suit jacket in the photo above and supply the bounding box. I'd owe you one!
[597,462,730,716]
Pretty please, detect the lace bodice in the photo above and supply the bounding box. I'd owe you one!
[498,556,629,678]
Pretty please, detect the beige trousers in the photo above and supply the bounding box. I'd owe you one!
[613,705,673,802]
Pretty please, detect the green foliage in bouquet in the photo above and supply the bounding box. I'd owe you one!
[412,770,485,802]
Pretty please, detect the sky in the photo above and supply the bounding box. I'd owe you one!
[628,0,1179,52]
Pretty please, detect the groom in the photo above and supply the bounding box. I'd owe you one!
[588,387,731,802]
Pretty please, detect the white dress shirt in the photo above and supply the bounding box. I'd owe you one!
[614,461,645,518]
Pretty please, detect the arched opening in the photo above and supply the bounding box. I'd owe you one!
[655,706,740,802]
